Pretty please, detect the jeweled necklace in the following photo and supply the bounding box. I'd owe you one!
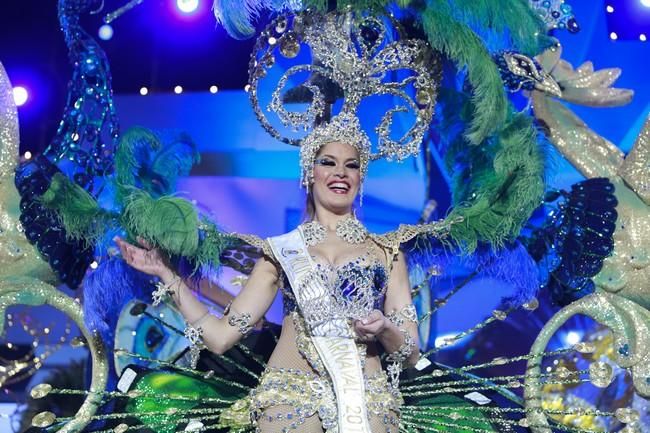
[302,216,368,246]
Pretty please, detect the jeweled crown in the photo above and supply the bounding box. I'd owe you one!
[247,10,441,186]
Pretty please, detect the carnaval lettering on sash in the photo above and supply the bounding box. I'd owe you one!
[269,228,372,433]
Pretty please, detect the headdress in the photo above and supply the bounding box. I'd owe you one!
[247,11,441,189]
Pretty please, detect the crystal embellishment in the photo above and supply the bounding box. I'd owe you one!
[589,361,614,388]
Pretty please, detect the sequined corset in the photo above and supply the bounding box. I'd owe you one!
[282,254,388,319]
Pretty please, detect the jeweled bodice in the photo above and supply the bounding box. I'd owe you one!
[282,253,388,320]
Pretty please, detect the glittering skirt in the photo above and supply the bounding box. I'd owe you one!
[244,367,401,433]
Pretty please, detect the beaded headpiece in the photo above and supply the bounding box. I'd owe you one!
[247,11,441,188]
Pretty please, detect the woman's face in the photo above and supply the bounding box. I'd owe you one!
[311,141,361,215]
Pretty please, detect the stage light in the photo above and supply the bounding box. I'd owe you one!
[268,36,277,45]
[565,331,581,346]
[641,33,648,41]
[23,151,32,160]
[98,24,114,41]
[209,85,218,94]
[176,0,199,14]
[90,261,98,269]
[642,0,650,8]
[12,86,28,106]
[139,86,149,96]
[606,5,614,13]
[610,31,618,40]
[174,85,183,94]
[244,84,251,92]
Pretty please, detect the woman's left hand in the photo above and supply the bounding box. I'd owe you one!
[354,310,389,341]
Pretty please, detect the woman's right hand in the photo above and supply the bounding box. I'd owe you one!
[114,236,174,280]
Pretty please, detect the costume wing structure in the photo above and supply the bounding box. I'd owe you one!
[483,44,649,432]
[2,3,242,429]
[524,178,618,306]
[0,60,112,433]
[13,0,120,289]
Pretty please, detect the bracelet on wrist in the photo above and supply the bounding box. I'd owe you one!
[386,329,415,394]
[184,322,206,370]
[387,304,418,327]
[152,275,181,306]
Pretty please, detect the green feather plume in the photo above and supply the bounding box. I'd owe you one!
[39,173,116,245]
[421,3,508,144]
[445,113,545,251]
[443,0,551,55]
[114,127,162,190]
[121,189,200,257]
[194,219,237,272]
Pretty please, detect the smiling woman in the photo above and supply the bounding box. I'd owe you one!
[309,141,362,216]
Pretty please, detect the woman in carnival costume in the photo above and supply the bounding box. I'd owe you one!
[114,12,462,432]
[108,8,553,433]
[4,1,648,433]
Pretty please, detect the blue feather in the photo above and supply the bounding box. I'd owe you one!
[212,0,297,39]
[406,239,539,308]
[83,258,154,347]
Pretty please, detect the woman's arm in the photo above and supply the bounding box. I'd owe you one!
[115,237,279,355]
[354,251,420,367]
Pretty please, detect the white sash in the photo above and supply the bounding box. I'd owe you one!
[268,228,372,433]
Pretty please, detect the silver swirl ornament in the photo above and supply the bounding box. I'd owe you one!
[524,291,650,433]
[247,11,441,162]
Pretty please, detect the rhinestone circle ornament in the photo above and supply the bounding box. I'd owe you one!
[615,408,640,424]
[113,423,129,433]
[573,341,596,354]
[32,411,57,428]
[247,11,441,176]
[588,361,614,388]
[523,298,539,311]
[279,31,300,58]
[30,383,53,399]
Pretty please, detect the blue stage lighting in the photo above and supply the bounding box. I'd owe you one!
[13,86,28,106]
[176,0,199,14]
[606,1,650,41]
[564,331,581,346]
[98,24,114,41]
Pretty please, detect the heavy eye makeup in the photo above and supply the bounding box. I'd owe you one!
[314,158,360,170]
[345,161,360,169]
[315,157,336,167]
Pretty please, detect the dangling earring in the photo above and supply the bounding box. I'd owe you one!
[359,183,364,207]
